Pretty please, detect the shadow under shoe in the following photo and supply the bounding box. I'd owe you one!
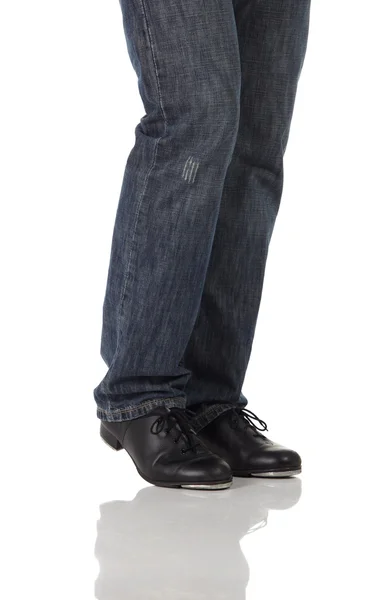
[100,406,233,489]
[193,407,302,477]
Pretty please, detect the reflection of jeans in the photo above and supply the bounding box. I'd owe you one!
[93,0,311,422]
[94,478,302,599]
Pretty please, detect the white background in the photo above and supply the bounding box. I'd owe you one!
[1,1,391,598]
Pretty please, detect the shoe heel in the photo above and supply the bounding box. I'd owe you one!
[100,423,123,451]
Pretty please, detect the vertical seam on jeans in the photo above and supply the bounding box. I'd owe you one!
[101,2,169,414]
[116,0,168,332]
[117,138,159,326]
[139,0,168,135]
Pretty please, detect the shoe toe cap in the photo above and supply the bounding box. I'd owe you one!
[250,445,301,471]
[177,454,232,483]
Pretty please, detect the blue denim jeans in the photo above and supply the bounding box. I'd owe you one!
[94,0,311,425]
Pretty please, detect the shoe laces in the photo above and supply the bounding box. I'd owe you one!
[228,407,268,437]
[150,407,201,454]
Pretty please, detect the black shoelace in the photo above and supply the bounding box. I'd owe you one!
[150,407,201,454]
[228,407,268,437]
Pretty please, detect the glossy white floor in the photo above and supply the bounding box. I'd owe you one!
[5,407,390,600]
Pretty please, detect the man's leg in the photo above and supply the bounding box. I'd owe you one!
[184,0,312,427]
[184,0,311,477]
[94,0,241,422]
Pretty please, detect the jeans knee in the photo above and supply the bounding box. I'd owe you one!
[209,91,240,140]
[193,87,240,161]
[161,67,241,163]
[138,68,241,165]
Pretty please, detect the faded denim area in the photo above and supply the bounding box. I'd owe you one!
[94,0,311,423]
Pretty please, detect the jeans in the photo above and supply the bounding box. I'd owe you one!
[94,0,311,425]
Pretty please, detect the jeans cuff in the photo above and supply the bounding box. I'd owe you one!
[188,402,235,433]
[97,396,187,422]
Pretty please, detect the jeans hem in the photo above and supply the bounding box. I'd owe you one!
[97,396,186,422]
[189,402,235,433]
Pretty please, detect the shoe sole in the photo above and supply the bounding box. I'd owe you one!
[100,424,233,490]
[233,468,302,478]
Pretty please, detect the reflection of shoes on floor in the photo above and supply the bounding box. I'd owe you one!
[94,478,302,600]
[95,490,248,600]
[100,406,233,490]
[242,476,302,511]
[195,407,302,477]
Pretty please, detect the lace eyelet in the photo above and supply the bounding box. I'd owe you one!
[181,448,186,454]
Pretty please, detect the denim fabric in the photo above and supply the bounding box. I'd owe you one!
[187,402,235,434]
[94,0,311,422]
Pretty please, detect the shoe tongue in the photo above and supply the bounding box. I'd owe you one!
[231,409,256,432]
[150,406,170,417]
[167,408,200,442]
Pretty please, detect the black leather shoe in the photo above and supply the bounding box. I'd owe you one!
[100,406,233,489]
[195,407,302,478]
